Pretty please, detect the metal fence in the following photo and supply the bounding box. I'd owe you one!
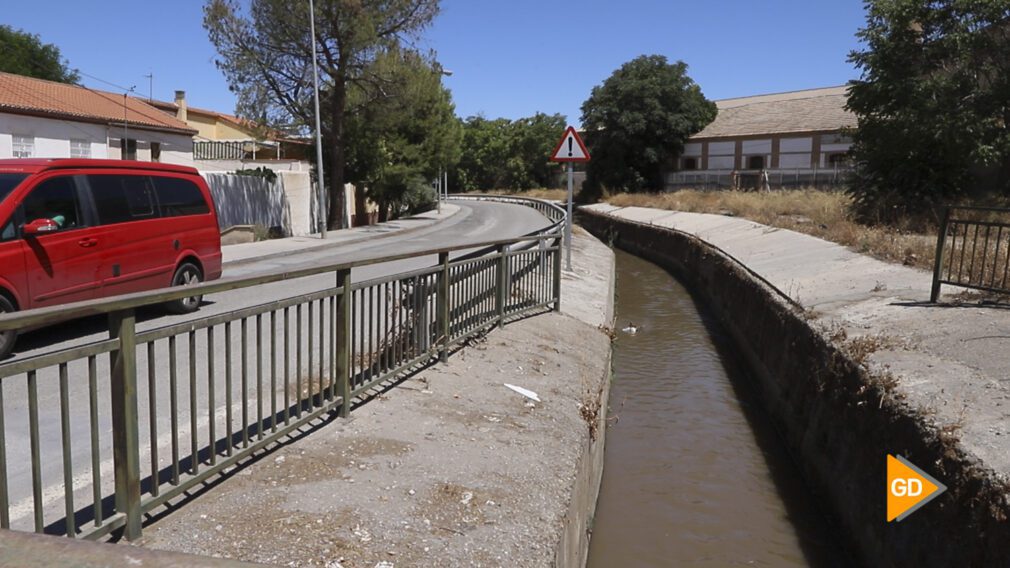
[666,167,853,190]
[0,197,564,542]
[931,206,1010,301]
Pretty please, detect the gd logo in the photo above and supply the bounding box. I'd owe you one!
[886,454,947,522]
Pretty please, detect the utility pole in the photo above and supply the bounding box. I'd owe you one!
[309,0,328,238]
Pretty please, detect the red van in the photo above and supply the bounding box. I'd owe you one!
[0,159,223,358]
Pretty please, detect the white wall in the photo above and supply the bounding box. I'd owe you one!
[0,113,106,158]
[708,141,735,156]
[779,153,812,168]
[708,156,735,169]
[682,142,702,156]
[0,112,192,163]
[780,137,813,153]
[741,139,771,153]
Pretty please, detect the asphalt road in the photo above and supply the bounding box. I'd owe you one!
[1,199,552,533]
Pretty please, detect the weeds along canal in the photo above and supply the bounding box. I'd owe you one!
[587,249,852,567]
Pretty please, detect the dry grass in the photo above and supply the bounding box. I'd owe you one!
[607,189,938,270]
[504,188,568,201]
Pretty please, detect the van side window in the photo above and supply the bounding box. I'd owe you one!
[0,219,14,241]
[153,177,210,217]
[88,175,158,225]
[23,177,82,230]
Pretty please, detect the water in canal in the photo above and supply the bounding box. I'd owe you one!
[587,250,851,567]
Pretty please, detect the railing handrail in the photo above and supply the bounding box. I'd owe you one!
[0,229,562,334]
[945,205,1010,215]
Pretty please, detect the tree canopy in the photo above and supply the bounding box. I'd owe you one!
[580,55,715,194]
[344,47,461,219]
[847,0,1010,222]
[0,25,79,83]
[204,0,441,229]
[454,112,567,192]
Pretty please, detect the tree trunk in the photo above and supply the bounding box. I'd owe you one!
[327,71,348,230]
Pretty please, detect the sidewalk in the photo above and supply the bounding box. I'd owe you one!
[222,204,462,265]
[138,229,615,567]
[583,204,1010,476]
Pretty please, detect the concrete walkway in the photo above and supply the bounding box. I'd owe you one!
[137,229,615,567]
[584,204,1010,478]
[223,204,461,264]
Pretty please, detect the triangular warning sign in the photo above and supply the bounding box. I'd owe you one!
[550,126,590,162]
[887,454,946,522]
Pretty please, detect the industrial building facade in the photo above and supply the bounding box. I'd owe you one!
[670,86,856,189]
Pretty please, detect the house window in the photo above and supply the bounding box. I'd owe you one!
[682,157,698,170]
[120,138,137,160]
[747,155,765,170]
[70,139,91,159]
[150,142,161,162]
[12,135,34,158]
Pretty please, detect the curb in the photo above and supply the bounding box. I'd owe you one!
[223,204,467,267]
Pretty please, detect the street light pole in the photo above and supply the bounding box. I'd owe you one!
[309,0,328,239]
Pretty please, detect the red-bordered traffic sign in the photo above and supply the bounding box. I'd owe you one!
[550,126,591,162]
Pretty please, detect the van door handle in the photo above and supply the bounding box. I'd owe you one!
[77,238,97,248]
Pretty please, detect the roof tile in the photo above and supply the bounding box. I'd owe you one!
[0,72,197,135]
[692,86,856,139]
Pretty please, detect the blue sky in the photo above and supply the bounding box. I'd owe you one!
[5,0,867,127]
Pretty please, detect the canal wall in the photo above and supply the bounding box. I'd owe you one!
[578,205,1010,567]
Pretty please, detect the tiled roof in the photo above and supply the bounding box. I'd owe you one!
[0,72,197,135]
[144,97,307,144]
[691,86,856,139]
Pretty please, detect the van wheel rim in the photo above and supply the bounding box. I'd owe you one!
[177,267,201,308]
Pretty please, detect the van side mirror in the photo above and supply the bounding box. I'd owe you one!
[23,219,58,236]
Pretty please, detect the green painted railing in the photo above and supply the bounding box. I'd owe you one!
[0,196,564,541]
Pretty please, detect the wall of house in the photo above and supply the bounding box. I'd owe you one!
[0,113,106,158]
[106,132,194,164]
[0,112,193,164]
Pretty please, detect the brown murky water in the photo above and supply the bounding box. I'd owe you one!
[587,250,851,567]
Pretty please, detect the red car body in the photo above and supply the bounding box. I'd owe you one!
[0,159,222,313]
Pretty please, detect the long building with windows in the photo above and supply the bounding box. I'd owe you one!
[670,86,857,189]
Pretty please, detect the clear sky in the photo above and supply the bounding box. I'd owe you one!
[4,0,868,127]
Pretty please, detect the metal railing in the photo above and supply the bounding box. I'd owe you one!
[0,197,564,542]
[931,206,1010,301]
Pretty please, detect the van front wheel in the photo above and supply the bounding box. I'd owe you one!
[166,263,204,314]
[0,295,17,359]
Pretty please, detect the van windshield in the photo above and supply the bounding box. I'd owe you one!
[0,174,27,205]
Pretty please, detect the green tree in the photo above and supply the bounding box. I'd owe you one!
[454,112,566,192]
[204,0,439,230]
[580,55,716,194]
[0,25,78,83]
[847,1,1010,222]
[344,47,461,220]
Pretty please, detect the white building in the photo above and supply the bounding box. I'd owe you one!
[671,86,857,189]
[0,71,196,163]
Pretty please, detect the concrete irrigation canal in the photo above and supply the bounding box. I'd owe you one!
[587,250,851,567]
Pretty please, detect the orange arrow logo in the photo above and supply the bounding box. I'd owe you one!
[887,454,947,522]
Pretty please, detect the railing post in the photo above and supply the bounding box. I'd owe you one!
[553,236,562,312]
[335,269,352,418]
[497,244,508,328]
[931,207,952,303]
[437,252,449,363]
[109,309,141,541]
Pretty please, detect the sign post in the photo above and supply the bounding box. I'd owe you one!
[549,126,591,271]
